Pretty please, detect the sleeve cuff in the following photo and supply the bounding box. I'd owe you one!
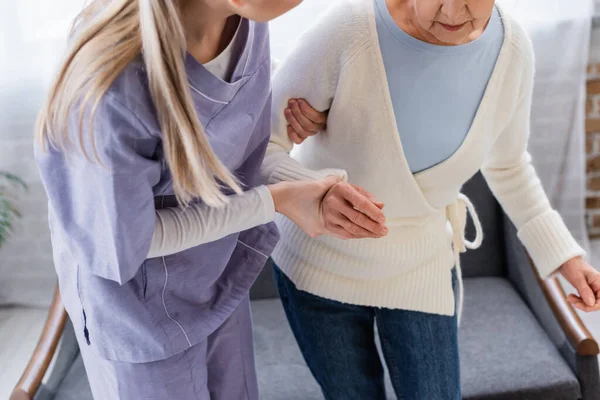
[517,210,586,279]
[269,157,348,184]
[254,185,276,223]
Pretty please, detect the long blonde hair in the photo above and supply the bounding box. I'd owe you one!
[35,0,241,206]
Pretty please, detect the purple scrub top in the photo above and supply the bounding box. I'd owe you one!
[35,19,279,363]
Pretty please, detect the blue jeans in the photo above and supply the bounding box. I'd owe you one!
[273,264,460,400]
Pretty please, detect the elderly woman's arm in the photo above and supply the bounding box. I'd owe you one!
[261,4,349,185]
[481,31,600,311]
[262,6,387,239]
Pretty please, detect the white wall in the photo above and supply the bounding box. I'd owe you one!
[0,0,83,306]
[269,0,331,60]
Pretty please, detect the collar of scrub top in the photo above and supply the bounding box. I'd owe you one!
[185,18,255,105]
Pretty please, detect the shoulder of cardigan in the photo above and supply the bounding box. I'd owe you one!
[496,3,535,94]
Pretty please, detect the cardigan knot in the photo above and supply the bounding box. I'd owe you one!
[446,193,483,324]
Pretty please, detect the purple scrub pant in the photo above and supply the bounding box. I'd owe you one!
[77,297,258,400]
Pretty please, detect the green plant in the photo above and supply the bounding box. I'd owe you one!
[0,171,27,248]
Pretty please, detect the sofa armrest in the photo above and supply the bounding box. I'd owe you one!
[10,284,67,400]
[503,214,598,356]
[535,269,599,356]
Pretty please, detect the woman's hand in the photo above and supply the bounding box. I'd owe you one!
[321,181,387,239]
[285,99,327,144]
[561,256,600,312]
[268,177,387,240]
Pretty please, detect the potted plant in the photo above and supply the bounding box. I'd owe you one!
[0,171,27,248]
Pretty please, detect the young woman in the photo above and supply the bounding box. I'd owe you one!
[265,0,600,399]
[34,0,387,399]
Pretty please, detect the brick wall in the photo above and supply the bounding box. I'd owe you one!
[588,25,600,236]
[587,66,600,236]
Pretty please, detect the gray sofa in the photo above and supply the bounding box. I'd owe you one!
[11,173,600,400]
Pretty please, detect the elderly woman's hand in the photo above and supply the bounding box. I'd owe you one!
[285,98,327,144]
[320,181,387,240]
[561,256,600,312]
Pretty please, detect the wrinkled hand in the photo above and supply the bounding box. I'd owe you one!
[561,256,600,312]
[285,98,327,144]
[321,181,387,240]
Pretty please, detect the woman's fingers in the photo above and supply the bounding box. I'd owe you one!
[284,108,307,140]
[350,184,384,209]
[567,293,600,311]
[285,103,314,141]
[287,125,305,144]
[322,183,387,236]
[284,99,327,143]
[295,100,327,134]
[327,212,380,239]
[341,184,386,224]
[320,182,387,239]
[339,205,387,236]
[568,295,600,312]
[350,184,376,201]
[339,219,380,238]
[328,225,360,240]
[586,271,600,297]
[297,99,327,124]
[568,292,600,304]
[290,100,323,134]
[568,293,582,304]
[573,276,596,307]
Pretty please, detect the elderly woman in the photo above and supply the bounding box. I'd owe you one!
[261,0,600,399]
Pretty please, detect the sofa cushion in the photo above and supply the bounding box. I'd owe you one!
[459,277,580,400]
[250,258,279,300]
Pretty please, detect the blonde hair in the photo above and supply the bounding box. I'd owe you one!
[35,0,241,206]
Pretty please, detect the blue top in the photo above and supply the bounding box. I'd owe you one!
[374,0,504,173]
[35,19,279,363]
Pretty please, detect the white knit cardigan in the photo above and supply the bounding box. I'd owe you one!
[260,0,585,317]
